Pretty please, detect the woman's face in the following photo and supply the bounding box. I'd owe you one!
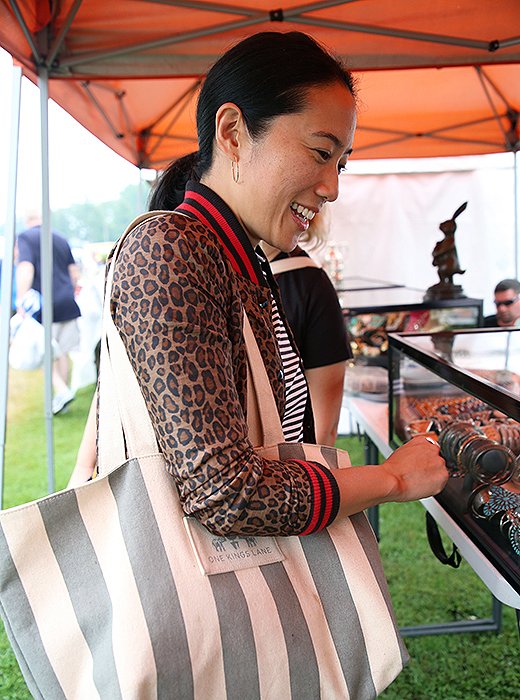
[236,82,356,252]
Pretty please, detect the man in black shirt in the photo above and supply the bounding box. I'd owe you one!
[483,278,520,328]
[16,214,81,414]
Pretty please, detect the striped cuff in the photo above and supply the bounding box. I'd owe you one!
[297,461,340,535]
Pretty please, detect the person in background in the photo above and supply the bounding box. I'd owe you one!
[483,278,520,328]
[70,32,447,538]
[16,212,81,414]
[261,213,351,446]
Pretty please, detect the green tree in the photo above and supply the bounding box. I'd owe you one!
[51,182,151,244]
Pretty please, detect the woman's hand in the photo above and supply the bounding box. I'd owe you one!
[380,435,449,503]
[335,435,449,518]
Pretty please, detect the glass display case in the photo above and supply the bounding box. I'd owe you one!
[388,327,520,599]
[335,276,403,292]
[341,287,482,364]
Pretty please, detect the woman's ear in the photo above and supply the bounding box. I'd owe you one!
[214,102,248,159]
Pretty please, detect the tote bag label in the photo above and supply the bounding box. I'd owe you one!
[184,517,285,575]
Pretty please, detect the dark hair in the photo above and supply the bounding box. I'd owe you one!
[495,278,520,294]
[196,31,355,176]
[148,32,355,210]
[148,152,199,210]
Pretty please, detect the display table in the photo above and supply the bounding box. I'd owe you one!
[339,393,520,635]
[339,395,392,459]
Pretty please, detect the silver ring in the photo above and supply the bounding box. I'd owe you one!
[425,437,437,446]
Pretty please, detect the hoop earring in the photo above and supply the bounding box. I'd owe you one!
[231,157,240,184]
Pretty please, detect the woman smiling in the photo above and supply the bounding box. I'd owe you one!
[98,31,448,537]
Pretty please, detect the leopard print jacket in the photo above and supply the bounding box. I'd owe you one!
[109,182,340,536]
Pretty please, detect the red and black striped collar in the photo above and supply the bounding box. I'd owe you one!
[176,181,267,287]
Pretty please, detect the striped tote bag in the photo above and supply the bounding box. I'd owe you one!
[0,215,407,699]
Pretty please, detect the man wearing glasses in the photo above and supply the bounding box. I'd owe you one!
[483,279,520,327]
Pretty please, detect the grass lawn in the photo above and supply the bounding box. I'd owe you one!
[0,373,518,698]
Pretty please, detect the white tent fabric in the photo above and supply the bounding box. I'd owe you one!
[328,158,516,316]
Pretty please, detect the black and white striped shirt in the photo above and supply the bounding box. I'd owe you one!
[270,294,308,442]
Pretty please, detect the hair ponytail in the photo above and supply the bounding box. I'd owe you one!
[148,151,200,211]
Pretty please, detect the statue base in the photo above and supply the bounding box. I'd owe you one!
[423,283,466,302]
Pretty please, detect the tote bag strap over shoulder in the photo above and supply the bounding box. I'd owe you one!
[98,209,286,471]
[269,255,320,276]
[98,211,177,472]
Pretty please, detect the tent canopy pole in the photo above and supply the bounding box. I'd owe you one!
[515,151,519,279]
[0,64,22,509]
[38,65,56,495]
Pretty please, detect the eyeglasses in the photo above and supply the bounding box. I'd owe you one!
[495,296,519,307]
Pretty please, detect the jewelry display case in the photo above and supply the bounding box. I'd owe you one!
[341,287,482,363]
[388,328,520,601]
[335,276,403,292]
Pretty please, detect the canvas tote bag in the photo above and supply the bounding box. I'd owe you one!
[0,213,407,699]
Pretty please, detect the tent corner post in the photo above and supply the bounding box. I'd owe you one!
[37,65,56,496]
[514,151,519,281]
[0,64,23,510]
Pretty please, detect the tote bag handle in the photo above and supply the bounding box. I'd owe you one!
[98,212,173,472]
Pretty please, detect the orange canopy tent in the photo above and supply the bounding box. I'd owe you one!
[1,0,520,495]
[1,0,519,166]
